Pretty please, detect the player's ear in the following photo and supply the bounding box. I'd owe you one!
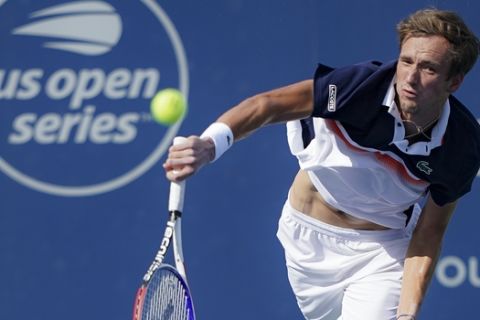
[447,74,464,93]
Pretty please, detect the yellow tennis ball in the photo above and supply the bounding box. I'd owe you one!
[150,88,187,125]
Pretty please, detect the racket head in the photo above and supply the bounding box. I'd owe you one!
[133,264,195,320]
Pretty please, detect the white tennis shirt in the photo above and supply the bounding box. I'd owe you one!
[286,77,448,229]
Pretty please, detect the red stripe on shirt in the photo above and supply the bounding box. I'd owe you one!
[326,119,428,187]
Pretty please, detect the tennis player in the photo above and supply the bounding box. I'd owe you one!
[164,8,480,320]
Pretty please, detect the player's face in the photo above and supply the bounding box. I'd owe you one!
[395,36,463,120]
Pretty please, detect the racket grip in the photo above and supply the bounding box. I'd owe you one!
[169,136,187,212]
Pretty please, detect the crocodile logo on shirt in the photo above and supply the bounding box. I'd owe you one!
[417,161,433,175]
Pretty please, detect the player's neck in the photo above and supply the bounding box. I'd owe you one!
[395,97,443,139]
[404,113,441,143]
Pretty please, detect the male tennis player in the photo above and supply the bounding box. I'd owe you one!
[164,8,480,320]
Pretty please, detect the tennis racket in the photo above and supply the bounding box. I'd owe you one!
[133,137,195,320]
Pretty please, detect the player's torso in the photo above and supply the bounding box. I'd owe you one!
[289,60,480,228]
[288,116,430,229]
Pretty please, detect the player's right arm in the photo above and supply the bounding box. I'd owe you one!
[217,79,314,140]
[163,79,314,181]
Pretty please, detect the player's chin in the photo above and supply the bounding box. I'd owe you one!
[399,100,419,115]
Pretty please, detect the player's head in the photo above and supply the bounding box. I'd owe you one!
[396,8,479,79]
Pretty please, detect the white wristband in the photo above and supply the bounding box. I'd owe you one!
[200,122,234,162]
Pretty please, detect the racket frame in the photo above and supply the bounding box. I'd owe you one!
[132,136,194,320]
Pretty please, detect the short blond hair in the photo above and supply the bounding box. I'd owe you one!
[397,8,479,78]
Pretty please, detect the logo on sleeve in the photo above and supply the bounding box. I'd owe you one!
[328,84,337,112]
[416,161,433,175]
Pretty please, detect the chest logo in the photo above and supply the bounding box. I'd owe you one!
[328,84,337,112]
[416,161,433,175]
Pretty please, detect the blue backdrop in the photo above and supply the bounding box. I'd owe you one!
[0,1,478,319]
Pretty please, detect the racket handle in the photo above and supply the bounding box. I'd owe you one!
[169,136,187,212]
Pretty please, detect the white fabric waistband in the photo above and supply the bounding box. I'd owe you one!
[283,200,408,242]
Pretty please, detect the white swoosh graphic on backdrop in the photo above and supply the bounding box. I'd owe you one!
[12,1,122,56]
[30,0,115,17]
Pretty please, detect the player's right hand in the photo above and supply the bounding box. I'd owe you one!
[163,136,215,182]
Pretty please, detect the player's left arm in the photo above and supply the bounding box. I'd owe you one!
[396,196,457,319]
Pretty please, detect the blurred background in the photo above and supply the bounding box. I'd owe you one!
[0,1,478,319]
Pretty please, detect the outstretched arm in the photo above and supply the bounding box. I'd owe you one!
[397,196,457,319]
[217,79,314,140]
[163,80,314,181]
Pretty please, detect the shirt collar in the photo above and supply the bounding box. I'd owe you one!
[382,75,450,156]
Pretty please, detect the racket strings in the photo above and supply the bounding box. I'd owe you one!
[143,269,191,320]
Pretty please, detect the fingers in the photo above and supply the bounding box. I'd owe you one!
[163,153,196,181]
[163,135,214,181]
[163,162,195,181]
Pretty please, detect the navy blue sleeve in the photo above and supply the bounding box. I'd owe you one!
[312,60,395,129]
[312,60,398,148]
[429,100,480,206]
[430,161,479,206]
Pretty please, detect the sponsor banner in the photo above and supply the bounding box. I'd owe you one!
[0,0,189,196]
[436,256,480,288]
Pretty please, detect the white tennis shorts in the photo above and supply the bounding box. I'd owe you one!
[277,200,418,320]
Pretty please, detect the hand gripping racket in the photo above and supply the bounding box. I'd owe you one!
[133,137,195,320]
